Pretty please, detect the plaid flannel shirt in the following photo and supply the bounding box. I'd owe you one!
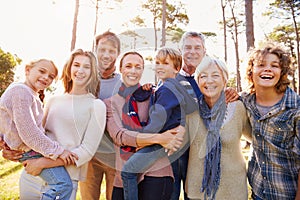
[242,87,300,199]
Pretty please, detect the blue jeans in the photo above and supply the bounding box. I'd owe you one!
[121,144,166,200]
[169,147,189,200]
[20,150,73,200]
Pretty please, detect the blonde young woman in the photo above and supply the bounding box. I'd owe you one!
[186,56,251,200]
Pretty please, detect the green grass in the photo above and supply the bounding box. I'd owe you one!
[0,154,22,200]
[1,148,250,200]
[0,152,106,200]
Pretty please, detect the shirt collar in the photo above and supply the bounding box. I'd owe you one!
[179,69,195,77]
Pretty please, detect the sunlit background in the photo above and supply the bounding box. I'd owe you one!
[0,0,275,96]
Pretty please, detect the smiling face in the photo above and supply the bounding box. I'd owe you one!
[70,55,92,91]
[155,55,179,81]
[182,36,206,74]
[197,63,226,107]
[252,53,281,91]
[120,53,144,87]
[25,60,57,92]
[96,38,119,78]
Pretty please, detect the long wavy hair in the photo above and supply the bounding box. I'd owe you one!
[61,49,100,98]
[246,42,291,94]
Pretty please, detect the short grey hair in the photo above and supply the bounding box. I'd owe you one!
[195,56,228,84]
[179,31,206,50]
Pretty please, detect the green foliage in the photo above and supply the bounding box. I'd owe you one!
[167,27,185,43]
[0,48,21,96]
[269,0,300,20]
[130,15,146,27]
[142,0,189,37]
[227,75,237,88]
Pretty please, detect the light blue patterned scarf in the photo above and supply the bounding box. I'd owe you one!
[198,91,227,200]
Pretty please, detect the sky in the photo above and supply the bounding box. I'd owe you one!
[0,0,272,83]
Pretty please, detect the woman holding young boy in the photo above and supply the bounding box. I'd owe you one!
[105,51,185,200]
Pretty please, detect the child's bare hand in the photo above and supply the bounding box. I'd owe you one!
[142,83,153,91]
[59,150,78,165]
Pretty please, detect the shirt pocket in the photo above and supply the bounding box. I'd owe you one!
[266,118,294,149]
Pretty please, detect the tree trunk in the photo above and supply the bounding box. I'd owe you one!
[153,18,158,51]
[221,0,227,62]
[245,0,254,51]
[70,0,79,51]
[230,1,242,92]
[290,4,300,94]
[92,0,100,51]
[161,0,166,47]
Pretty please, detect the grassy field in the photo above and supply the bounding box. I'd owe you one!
[0,152,107,200]
[1,149,250,200]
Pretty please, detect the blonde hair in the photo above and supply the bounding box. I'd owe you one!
[26,59,58,81]
[195,56,228,84]
[61,49,100,97]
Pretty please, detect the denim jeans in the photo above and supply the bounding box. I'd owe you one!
[169,147,190,200]
[121,144,166,200]
[20,150,73,200]
[113,176,173,200]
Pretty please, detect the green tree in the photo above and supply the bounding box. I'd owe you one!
[268,24,298,92]
[265,0,300,93]
[0,48,21,96]
[142,0,189,49]
[220,0,228,62]
[226,0,244,92]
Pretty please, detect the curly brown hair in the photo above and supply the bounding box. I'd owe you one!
[245,42,291,94]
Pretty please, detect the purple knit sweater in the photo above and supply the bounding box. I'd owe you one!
[0,83,64,159]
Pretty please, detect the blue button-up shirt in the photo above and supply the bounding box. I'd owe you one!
[242,87,300,199]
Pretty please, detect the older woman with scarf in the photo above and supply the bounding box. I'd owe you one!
[104,51,185,200]
[185,56,252,200]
